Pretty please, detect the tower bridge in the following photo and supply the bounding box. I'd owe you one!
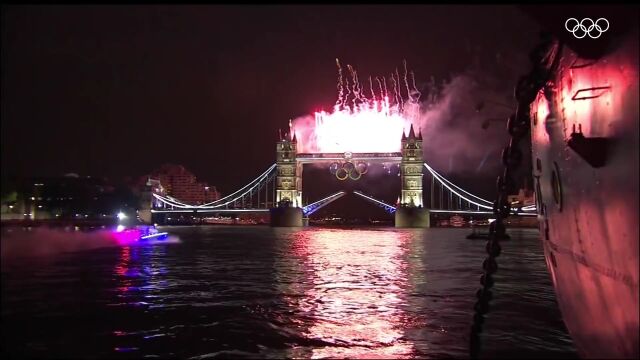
[273,123,425,227]
[143,124,536,227]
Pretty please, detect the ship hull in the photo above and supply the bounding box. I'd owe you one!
[530,29,639,358]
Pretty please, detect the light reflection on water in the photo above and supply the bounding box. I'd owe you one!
[1,226,577,359]
[112,245,170,306]
[287,229,414,358]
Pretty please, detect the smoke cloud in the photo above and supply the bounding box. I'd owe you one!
[414,73,512,177]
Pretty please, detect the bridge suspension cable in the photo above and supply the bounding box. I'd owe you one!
[424,162,537,213]
[160,195,191,207]
[197,163,277,207]
[423,162,493,205]
[152,163,277,210]
[423,165,493,210]
[152,193,196,208]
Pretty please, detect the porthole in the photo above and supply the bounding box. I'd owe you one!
[551,161,563,211]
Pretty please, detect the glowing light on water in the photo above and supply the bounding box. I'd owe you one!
[282,229,416,358]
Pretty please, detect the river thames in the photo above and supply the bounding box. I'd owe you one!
[1,226,577,359]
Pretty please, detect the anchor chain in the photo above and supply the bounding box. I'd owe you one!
[469,33,560,359]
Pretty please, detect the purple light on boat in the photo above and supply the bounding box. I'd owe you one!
[110,225,169,245]
[111,228,142,245]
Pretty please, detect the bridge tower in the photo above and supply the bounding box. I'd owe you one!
[137,178,157,224]
[271,130,304,226]
[396,124,430,227]
[400,124,424,207]
[275,131,303,207]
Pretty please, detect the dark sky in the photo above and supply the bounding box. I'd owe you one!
[1,5,541,210]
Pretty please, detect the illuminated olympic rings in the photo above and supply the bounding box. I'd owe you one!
[330,161,368,181]
[336,167,349,180]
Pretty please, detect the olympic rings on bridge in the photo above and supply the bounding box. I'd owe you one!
[349,169,362,180]
[335,167,349,181]
[355,162,368,175]
[330,161,368,181]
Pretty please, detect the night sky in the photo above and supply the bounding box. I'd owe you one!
[2,5,542,213]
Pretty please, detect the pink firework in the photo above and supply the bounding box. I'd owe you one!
[295,60,421,153]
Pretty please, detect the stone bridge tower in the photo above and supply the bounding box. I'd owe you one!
[275,131,303,208]
[396,124,429,227]
[400,124,424,207]
[271,129,304,227]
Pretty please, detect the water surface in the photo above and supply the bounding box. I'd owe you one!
[1,226,577,359]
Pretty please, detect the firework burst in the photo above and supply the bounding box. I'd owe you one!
[294,60,422,153]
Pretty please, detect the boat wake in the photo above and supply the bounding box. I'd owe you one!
[0,226,180,262]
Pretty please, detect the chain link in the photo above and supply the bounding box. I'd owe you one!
[469,33,559,359]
